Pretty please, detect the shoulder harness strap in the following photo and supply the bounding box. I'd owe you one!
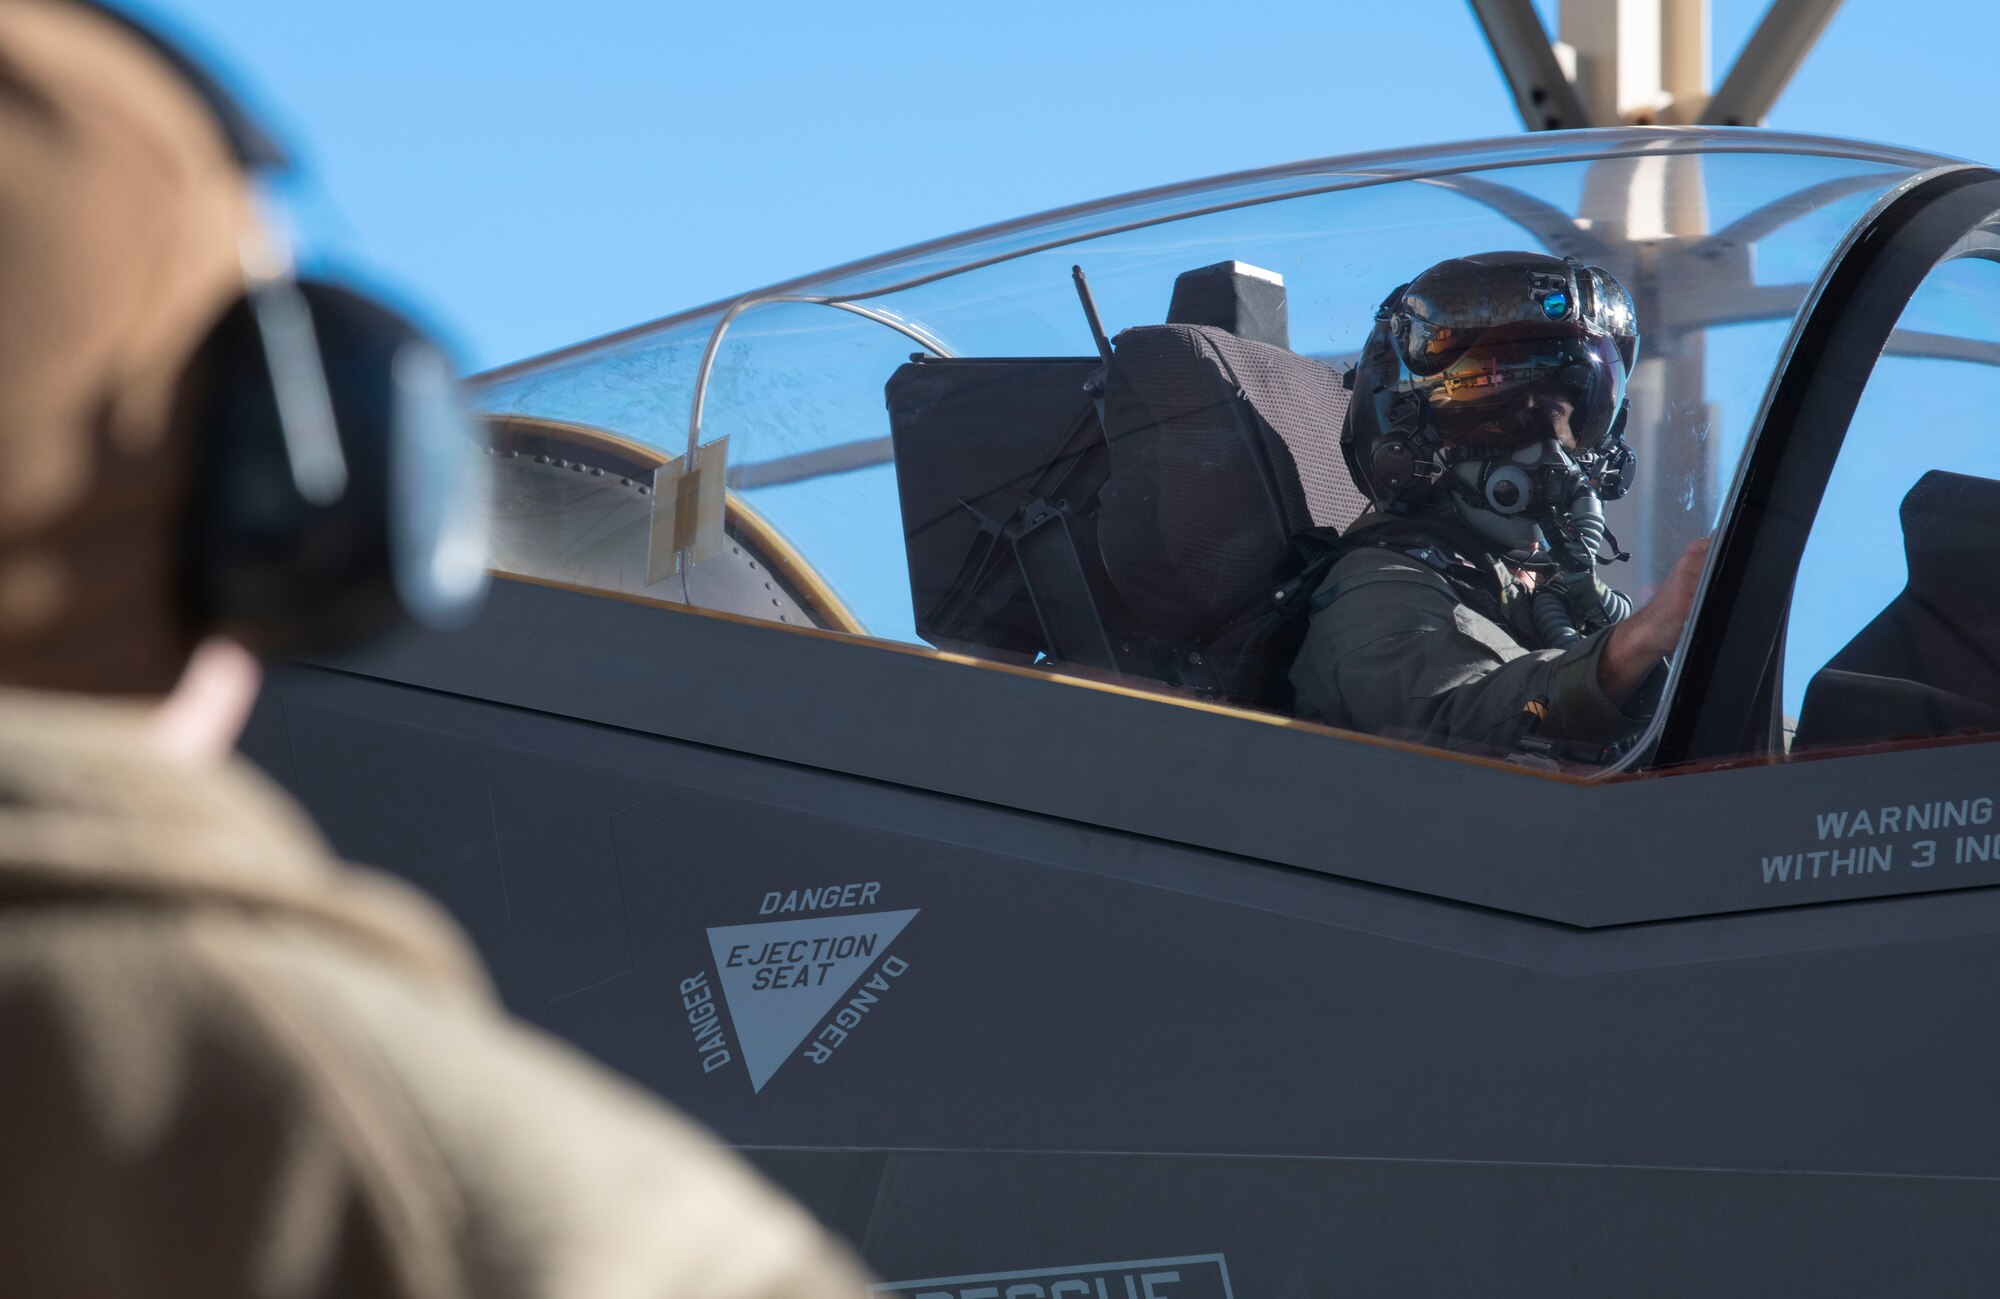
[1315,515,1512,628]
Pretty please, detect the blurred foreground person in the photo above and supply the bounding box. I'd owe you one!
[0,2,868,1295]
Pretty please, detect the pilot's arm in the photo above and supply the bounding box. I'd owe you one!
[1290,550,1651,752]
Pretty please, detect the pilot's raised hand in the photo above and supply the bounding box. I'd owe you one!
[1597,535,1712,704]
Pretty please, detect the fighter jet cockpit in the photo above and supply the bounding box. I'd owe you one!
[472,129,2000,777]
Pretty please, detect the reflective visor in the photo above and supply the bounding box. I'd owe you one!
[1396,257,1638,377]
[1581,264,1639,371]
[1416,331,1627,450]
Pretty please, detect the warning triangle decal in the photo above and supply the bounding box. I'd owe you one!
[706,909,918,1092]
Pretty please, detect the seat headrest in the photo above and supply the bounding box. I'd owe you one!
[1901,468,2000,614]
[1167,261,1290,350]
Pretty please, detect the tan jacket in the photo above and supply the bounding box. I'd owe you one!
[0,689,870,1299]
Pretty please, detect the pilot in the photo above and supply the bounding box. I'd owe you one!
[1290,251,1709,760]
[0,4,865,1296]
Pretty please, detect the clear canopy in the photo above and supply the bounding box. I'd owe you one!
[471,128,1958,766]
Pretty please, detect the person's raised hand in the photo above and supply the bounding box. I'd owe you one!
[1597,535,1712,704]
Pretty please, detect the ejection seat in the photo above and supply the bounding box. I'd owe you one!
[1793,470,2000,748]
[886,261,1365,710]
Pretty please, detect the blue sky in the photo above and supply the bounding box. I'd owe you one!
[132,0,1997,374]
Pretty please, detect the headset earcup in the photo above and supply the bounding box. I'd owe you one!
[186,282,474,656]
[1370,440,1417,494]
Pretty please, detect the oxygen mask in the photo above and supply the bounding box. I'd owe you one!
[1447,440,1634,648]
[1449,437,1595,562]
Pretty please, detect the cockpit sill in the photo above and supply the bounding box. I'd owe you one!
[311,563,2000,927]
[489,566,1595,782]
[489,566,2000,789]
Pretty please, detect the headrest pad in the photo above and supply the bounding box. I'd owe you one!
[1167,261,1290,351]
[1901,469,2000,611]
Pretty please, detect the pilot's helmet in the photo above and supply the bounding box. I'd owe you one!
[1344,251,1639,510]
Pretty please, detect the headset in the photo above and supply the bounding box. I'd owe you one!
[79,0,489,657]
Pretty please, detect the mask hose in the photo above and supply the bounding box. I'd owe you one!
[1531,489,1631,649]
[1532,586,1584,649]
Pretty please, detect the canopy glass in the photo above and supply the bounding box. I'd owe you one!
[471,128,1962,771]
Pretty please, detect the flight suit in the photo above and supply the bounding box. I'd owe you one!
[1289,511,1652,756]
[0,690,870,1299]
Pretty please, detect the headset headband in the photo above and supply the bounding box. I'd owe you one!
[58,2,491,653]
[73,1,287,169]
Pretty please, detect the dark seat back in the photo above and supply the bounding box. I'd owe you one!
[1097,324,1361,643]
[1795,469,2000,748]
[885,356,1103,659]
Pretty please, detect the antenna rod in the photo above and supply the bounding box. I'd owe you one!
[1071,265,1114,365]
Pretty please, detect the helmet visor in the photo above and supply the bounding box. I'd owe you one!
[1418,331,1628,451]
[1581,264,1639,372]
[1397,258,1639,377]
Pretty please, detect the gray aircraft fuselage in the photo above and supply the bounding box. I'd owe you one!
[242,140,2000,1297]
